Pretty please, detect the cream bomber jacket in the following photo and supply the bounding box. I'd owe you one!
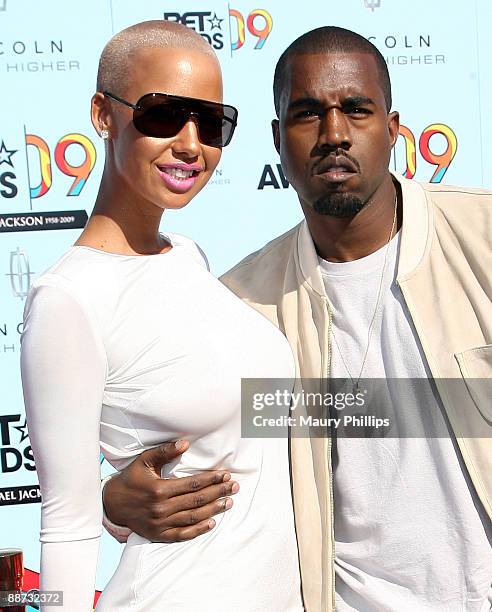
[220,172,492,612]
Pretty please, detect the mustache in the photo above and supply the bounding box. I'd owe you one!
[314,149,361,174]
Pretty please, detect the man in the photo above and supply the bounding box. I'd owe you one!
[103,27,492,610]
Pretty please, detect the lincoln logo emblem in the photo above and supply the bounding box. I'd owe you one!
[7,247,34,300]
[364,0,381,10]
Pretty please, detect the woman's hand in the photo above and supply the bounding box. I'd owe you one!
[103,440,239,542]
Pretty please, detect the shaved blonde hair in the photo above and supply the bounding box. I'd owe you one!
[97,20,217,95]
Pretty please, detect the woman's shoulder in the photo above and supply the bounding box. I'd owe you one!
[27,247,120,329]
[34,246,118,292]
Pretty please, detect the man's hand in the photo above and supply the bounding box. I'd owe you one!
[103,440,239,542]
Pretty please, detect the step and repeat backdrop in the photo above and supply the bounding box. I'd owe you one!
[1,0,491,606]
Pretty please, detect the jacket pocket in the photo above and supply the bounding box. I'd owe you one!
[454,344,492,423]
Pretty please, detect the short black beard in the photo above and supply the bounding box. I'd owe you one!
[313,193,365,217]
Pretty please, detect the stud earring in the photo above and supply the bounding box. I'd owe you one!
[100,129,109,140]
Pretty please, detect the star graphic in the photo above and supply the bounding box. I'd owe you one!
[207,12,224,30]
[0,141,17,167]
[14,419,30,443]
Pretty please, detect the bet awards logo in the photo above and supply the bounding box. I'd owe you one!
[0,414,35,475]
[164,8,273,52]
[0,140,18,199]
[0,414,40,506]
[6,247,34,300]
[0,131,92,233]
[164,11,225,50]
[396,123,458,182]
[364,0,381,10]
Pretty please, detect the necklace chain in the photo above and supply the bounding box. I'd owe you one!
[328,194,398,391]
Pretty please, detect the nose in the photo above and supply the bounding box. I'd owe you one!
[317,108,351,150]
[172,115,201,157]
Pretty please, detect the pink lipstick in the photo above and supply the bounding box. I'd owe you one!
[156,163,203,193]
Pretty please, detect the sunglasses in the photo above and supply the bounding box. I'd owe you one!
[104,91,238,148]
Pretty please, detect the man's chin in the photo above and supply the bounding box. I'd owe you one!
[313,193,364,217]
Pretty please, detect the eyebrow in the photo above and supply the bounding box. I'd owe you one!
[287,97,323,111]
[287,95,376,111]
[342,96,375,107]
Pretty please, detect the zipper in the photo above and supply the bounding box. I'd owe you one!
[325,298,336,611]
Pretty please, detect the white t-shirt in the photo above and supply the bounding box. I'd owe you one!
[319,232,492,611]
[21,234,303,612]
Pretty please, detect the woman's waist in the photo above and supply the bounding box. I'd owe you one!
[111,506,301,610]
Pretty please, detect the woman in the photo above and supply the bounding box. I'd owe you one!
[20,20,303,612]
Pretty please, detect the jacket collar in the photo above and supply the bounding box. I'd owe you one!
[296,219,327,298]
[392,172,433,280]
[295,172,432,292]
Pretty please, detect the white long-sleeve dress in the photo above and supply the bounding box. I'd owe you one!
[21,234,303,612]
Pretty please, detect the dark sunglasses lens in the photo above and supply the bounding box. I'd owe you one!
[197,112,225,148]
[134,100,186,138]
[198,105,237,148]
[221,108,237,147]
[133,95,237,147]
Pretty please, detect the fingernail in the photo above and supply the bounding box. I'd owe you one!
[222,473,231,482]
[231,483,239,494]
[175,440,187,451]
[208,519,216,529]
[224,498,233,509]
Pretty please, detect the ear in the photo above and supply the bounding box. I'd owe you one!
[91,92,112,138]
[387,111,400,148]
[272,119,280,155]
